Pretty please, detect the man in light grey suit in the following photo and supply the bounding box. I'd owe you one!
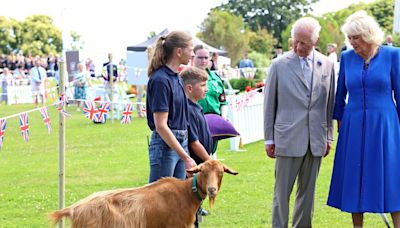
[263,17,335,228]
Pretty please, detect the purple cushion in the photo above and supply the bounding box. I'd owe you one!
[205,114,240,140]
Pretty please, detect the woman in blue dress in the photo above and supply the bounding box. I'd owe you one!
[327,11,400,227]
[73,63,90,111]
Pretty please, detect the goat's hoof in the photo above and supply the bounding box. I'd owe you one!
[200,208,209,216]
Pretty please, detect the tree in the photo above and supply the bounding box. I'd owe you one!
[198,9,248,65]
[247,28,276,57]
[280,0,395,55]
[314,0,394,53]
[215,0,319,43]
[325,2,367,30]
[70,31,85,51]
[19,15,62,56]
[147,31,156,40]
[0,15,71,56]
[366,0,394,34]
[317,17,342,54]
[0,16,17,54]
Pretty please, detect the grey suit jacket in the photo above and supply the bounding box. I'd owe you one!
[263,50,335,157]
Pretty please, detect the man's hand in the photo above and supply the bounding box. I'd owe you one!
[265,144,276,158]
[324,142,332,157]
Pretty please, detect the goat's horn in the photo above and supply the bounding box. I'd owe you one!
[223,165,239,175]
[186,163,202,173]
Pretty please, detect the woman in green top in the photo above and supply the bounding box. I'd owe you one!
[193,45,227,119]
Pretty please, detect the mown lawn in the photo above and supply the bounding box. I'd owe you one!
[0,103,391,227]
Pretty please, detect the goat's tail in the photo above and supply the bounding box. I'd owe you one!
[49,207,72,224]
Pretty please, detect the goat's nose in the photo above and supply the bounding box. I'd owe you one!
[208,187,217,194]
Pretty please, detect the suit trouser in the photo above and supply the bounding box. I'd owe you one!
[272,150,321,228]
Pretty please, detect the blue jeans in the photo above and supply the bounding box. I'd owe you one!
[148,130,188,183]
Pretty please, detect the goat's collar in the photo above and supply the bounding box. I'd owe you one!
[192,174,206,202]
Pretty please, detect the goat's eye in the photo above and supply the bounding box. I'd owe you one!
[219,171,223,177]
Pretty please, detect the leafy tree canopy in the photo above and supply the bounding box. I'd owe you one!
[0,14,83,56]
[70,31,85,51]
[215,0,319,43]
[198,9,249,65]
[281,0,395,55]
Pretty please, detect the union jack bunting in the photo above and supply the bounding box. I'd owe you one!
[54,93,71,118]
[54,93,67,107]
[59,93,68,106]
[121,103,133,124]
[83,101,98,120]
[137,104,146,118]
[19,113,29,142]
[0,119,6,149]
[39,107,52,134]
[95,102,109,123]
[60,109,71,118]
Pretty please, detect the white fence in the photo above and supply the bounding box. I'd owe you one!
[7,85,34,105]
[227,89,264,151]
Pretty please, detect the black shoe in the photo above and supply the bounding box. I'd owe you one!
[200,208,209,216]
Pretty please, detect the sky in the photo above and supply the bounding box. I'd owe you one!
[0,0,375,66]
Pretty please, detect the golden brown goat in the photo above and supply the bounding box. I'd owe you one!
[49,160,238,228]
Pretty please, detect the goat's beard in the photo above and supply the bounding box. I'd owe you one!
[208,196,215,208]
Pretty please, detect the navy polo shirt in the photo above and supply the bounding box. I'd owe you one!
[146,66,188,131]
[187,99,213,164]
[102,62,118,81]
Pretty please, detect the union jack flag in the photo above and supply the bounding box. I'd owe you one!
[19,113,29,142]
[54,93,67,107]
[39,107,52,134]
[54,93,71,118]
[59,93,68,106]
[83,101,98,120]
[121,103,133,124]
[0,119,6,149]
[95,102,109,123]
[60,110,71,118]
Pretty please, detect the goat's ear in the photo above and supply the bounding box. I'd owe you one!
[223,165,238,175]
[186,164,202,174]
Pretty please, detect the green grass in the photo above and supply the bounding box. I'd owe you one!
[0,104,392,227]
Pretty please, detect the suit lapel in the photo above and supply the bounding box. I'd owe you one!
[311,51,322,93]
[311,51,327,105]
[286,51,309,89]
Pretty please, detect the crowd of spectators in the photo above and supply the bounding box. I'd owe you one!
[0,51,130,106]
[0,52,97,104]
[0,53,100,80]
[0,53,60,78]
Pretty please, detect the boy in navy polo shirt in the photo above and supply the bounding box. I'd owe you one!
[180,67,213,164]
[181,66,213,227]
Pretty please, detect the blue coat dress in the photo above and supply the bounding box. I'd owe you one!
[327,46,400,213]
